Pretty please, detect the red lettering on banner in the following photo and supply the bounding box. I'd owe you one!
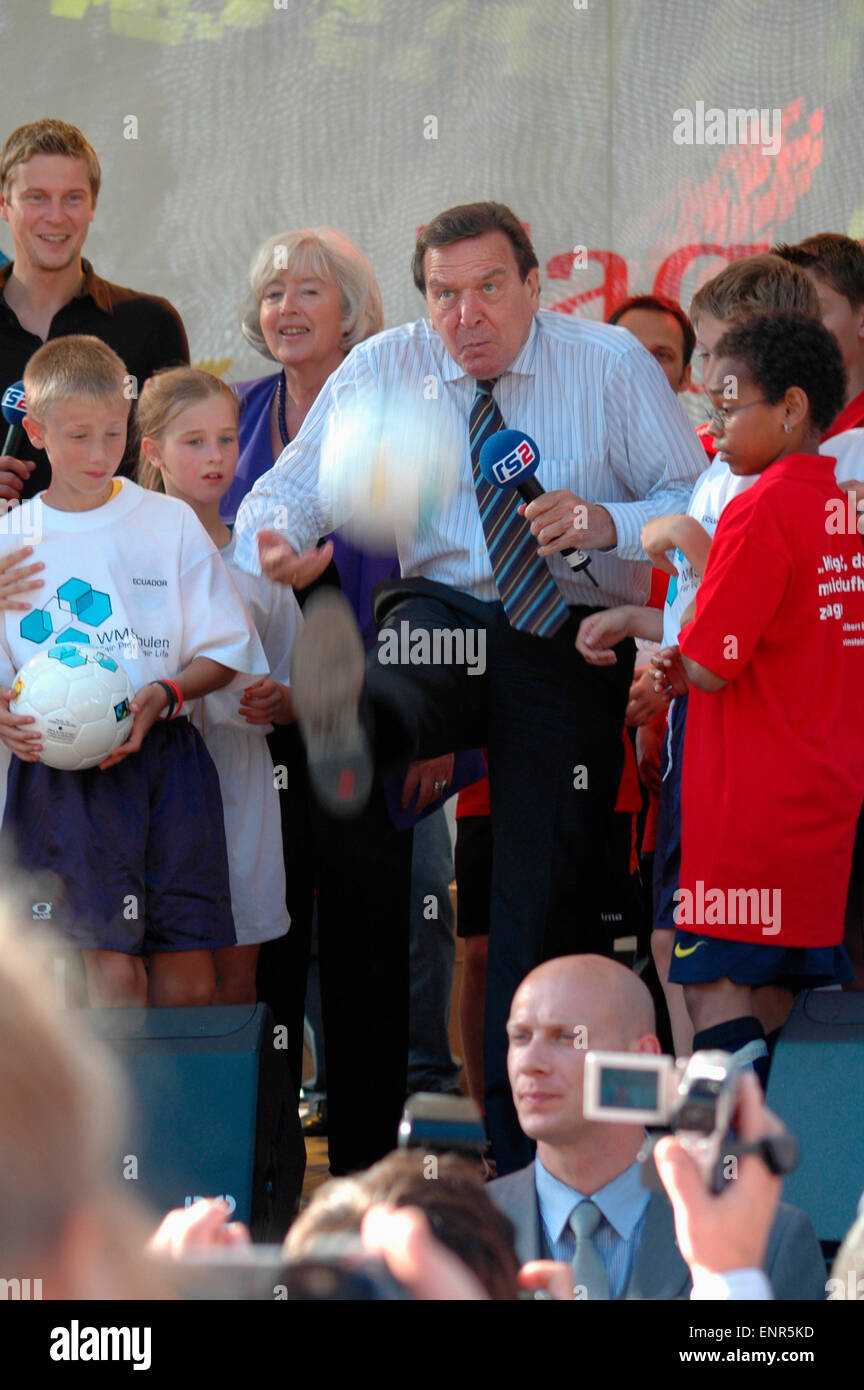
[652,242,770,303]
[546,249,628,320]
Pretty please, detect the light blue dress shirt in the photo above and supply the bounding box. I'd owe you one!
[233,311,705,610]
[535,1156,651,1299]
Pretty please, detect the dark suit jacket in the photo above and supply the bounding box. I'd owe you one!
[489,1161,826,1300]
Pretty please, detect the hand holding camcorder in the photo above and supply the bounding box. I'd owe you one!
[583,1049,797,1193]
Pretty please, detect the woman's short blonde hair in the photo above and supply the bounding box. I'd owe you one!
[240,227,383,359]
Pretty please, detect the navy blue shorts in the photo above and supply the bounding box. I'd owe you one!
[652,694,687,932]
[2,717,236,955]
[667,929,853,988]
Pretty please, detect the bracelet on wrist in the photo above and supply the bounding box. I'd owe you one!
[154,679,184,720]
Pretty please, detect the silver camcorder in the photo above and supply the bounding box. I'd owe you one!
[583,1049,742,1189]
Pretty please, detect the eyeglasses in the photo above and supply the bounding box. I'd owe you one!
[705,399,769,430]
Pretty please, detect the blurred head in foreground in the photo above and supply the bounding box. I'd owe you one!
[0,873,162,1298]
[284,1148,520,1299]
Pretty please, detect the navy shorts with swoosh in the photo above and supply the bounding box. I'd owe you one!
[668,929,852,987]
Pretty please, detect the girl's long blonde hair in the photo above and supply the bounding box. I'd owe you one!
[135,367,238,493]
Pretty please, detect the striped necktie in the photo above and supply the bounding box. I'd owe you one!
[469,379,570,637]
[569,1199,611,1300]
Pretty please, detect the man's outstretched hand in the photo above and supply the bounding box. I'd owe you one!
[257,530,334,589]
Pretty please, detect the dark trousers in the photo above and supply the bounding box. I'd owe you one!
[368,579,635,1173]
[313,782,412,1174]
[259,723,413,1176]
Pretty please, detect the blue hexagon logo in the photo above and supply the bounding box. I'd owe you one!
[20,609,52,644]
[60,628,91,645]
[78,590,111,627]
[57,578,112,628]
[48,644,88,668]
[57,577,92,615]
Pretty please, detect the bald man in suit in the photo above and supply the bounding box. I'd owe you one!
[488,956,825,1299]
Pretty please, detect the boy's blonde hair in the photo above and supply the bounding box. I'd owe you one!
[689,253,820,329]
[135,367,238,494]
[22,335,129,424]
[0,118,101,202]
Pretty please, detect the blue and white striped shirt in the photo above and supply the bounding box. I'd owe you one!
[535,1156,650,1299]
[233,311,706,608]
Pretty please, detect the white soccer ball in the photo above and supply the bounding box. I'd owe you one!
[10,644,135,771]
[319,384,460,550]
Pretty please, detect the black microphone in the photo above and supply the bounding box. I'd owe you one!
[478,428,598,585]
[1,380,27,456]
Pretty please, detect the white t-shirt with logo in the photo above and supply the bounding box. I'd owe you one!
[0,481,267,689]
[661,457,756,648]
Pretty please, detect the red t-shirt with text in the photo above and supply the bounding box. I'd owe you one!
[678,453,864,947]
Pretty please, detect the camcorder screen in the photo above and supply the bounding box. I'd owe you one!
[599,1066,660,1110]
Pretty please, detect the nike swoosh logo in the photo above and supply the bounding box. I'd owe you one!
[674,940,707,958]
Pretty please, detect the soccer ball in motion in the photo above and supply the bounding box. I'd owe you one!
[319,384,460,551]
[10,645,135,771]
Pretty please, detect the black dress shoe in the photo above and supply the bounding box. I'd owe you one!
[301,1099,328,1137]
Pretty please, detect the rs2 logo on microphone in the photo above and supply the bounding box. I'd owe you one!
[492,439,535,485]
[3,384,26,412]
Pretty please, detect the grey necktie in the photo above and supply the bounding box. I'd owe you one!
[569,1199,611,1301]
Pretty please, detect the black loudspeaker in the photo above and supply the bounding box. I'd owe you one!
[766,989,864,1246]
[86,1004,305,1241]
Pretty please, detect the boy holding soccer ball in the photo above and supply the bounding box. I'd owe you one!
[0,336,267,1006]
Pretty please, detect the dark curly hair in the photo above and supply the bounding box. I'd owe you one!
[712,310,846,435]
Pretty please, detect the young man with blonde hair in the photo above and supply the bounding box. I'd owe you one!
[0,119,188,503]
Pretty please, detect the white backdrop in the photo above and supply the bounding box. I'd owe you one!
[0,0,861,388]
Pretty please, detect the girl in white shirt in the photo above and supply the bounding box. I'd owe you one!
[137,368,301,1004]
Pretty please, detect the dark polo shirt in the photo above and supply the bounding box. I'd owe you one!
[0,258,189,497]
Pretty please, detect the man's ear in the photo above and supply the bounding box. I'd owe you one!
[678,362,693,394]
[635,1033,664,1056]
[525,267,540,311]
[21,414,44,450]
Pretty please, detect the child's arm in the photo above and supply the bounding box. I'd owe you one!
[679,650,727,692]
[575,603,663,665]
[99,657,235,769]
[650,644,690,698]
[641,515,712,578]
[238,677,295,725]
